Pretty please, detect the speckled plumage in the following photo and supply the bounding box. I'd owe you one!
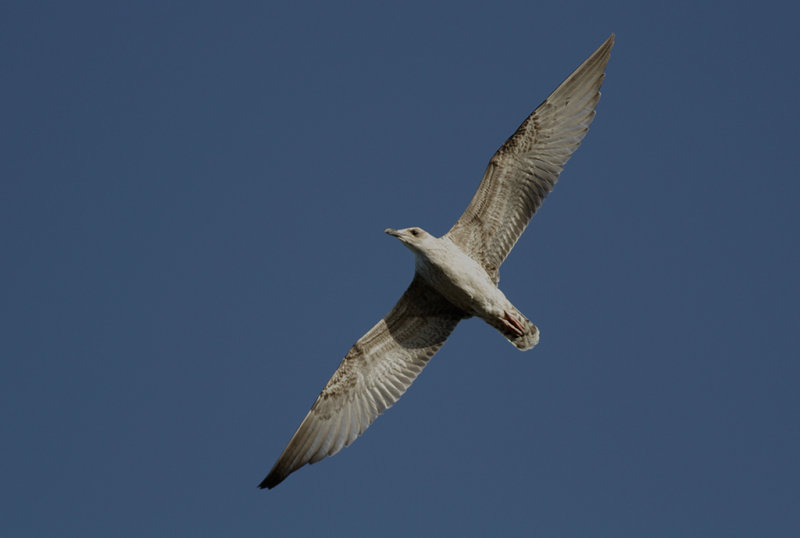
[260,34,614,489]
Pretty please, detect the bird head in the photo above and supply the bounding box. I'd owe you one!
[384,227,433,253]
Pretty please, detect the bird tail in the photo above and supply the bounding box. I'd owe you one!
[488,307,539,350]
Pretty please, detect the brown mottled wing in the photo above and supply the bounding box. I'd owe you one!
[259,274,466,489]
[446,34,614,281]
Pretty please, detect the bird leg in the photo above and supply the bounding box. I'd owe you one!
[502,311,525,337]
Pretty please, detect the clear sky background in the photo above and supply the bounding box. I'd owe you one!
[3,1,799,536]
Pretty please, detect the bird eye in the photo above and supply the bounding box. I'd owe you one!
[411,229,419,236]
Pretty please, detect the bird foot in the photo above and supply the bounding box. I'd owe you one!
[502,311,525,337]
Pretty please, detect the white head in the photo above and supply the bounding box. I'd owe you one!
[384,227,435,255]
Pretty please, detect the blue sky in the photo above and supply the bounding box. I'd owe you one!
[2,1,799,536]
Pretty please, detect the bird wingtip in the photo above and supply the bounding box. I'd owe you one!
[258,471,284,490]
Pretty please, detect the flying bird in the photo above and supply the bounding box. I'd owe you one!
[260,34,614,489]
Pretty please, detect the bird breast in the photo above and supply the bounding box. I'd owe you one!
[413,239,506,318]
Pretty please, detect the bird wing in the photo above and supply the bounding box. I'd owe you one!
[260,274,466,489]
[445,34,614,281]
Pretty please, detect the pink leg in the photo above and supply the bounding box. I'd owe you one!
[502,311,525,336]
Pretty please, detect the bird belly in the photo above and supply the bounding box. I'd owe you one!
[415,252,507,319]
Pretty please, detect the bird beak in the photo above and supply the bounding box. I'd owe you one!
[384,228,400,238]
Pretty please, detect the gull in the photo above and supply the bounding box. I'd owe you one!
[260,34,614,489]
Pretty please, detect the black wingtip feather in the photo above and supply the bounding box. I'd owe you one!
[258,472,282,490]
